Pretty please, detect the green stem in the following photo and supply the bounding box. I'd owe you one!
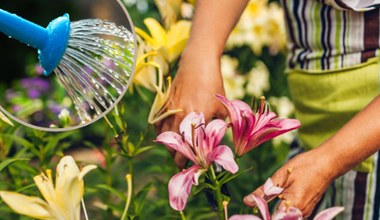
[121,174,132,220]
[128,159,134,197]
[180,211,187,220]
[209,166,225,220]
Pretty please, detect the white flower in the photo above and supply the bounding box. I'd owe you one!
[269,96,297,146]
[221,55,246,100]
[245,61,270,97]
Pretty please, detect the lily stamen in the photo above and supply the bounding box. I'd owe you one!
[259,96,266,114]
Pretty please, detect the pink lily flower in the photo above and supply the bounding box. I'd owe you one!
[272,206,345,220]
[216,94,301,157]
[155,112,238,211]
[233,178,344,220]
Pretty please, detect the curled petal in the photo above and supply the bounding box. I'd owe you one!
[168,165,201,211]
[313,207,344,220]
[229,214,262,220]
[143,18,167,47]
[155,132,196,162]
[205,119,228,152]
[0,191,52,219]
[263,178,284,197]
[248,194,270,220]
[216,94,252,133]
[252,118,301,147]
[207,145,238,174]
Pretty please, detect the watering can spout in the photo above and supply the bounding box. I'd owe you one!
[0,9,70,76]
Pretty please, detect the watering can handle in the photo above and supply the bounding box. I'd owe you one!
[0,9,48,49]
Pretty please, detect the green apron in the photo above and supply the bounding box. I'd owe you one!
[287,57,380,172]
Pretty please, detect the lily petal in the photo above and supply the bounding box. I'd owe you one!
[263,178,283,197]
[179,112,205,145]
[251,118,301,147]
[33,172,56,207]
[272,207,302,220]
[55,156,85,219]
[313,207,344,220]
[168,165,201,211]
[205,119,228,153]
[0,191,52,219]
[249,194,270,220]
[155,131,197,162]
[207,145,238,174]
[229,214,262,220]
[144,18,167,46]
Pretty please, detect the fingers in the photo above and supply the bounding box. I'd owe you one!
[243,185,265,207]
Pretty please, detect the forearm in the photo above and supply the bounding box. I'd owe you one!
[185,0,248,58]
[318,95,380,178]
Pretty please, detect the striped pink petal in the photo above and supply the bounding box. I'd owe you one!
[168,165,201,211]
[207,145,239,174]
[155,132,196,163]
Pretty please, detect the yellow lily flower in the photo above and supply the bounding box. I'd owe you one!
[0,156,97,220]
[135,18,191,63]
[133,51,160,92]
[148,73,182,124]
[154,0,182,28]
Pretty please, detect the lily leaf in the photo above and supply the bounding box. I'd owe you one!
[95,184,125,200]
[0,158,29,172]
[134,145,155,156]
[133,182,154,216]
[219,167,254,185]
[193,183,216,196]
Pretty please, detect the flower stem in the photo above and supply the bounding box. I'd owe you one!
[121,174,132,220]
[209,166,225,220]
[180,211,187,220]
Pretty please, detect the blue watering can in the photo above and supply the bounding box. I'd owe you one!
[0,9,70,75]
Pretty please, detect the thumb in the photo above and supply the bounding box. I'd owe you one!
[243,185,265,207]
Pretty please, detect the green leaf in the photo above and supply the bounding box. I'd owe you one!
[193,183,216,196]
[0,134,33,149]
[133,182,154,215]
[219,167,254,185]
[133,145,155,156]
[0,158,29,172]
[95,184,126,200]
[44,131,74,155]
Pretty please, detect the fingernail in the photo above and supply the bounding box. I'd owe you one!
[244,194,255,204]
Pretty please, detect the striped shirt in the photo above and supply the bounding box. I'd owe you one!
[281,0,380,71]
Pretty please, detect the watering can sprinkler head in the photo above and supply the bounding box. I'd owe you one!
[39,14,70,76]
[0,9,71,76]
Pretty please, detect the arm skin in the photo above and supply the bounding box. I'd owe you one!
[245,95,380,217]
[156,0,249,168]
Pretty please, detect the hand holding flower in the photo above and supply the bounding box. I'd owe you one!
[155,49,228,169]
[244,148,338,217]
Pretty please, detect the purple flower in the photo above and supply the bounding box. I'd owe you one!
[20,78,50,99]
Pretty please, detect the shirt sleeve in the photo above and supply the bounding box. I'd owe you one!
[323,0,380,11]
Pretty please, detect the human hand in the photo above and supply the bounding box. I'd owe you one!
[243,148,338,217]
[155,49,228,169]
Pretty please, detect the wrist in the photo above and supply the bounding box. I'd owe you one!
[313,142,351,181]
